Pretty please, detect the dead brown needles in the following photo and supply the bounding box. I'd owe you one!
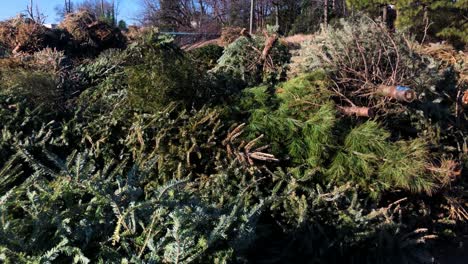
[219,27,244,46]
[223,123,278,167]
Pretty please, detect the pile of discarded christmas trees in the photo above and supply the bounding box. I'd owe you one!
[0,12,466,263]
[224,16,468,260]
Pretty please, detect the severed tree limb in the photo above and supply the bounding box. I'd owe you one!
[462,90,468,107]
[339,106,375,118]
[377,85,416,102]
[224,123,278,166]
[260,34,278,63]
[240,28,252,39]
[12,43,22,54]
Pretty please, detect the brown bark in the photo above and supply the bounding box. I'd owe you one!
[377,85,417,102]
[462,90,468,107]
[8,104,18,110]
[261,34,278,62]
[240,28,252,39]
[339,106,375,118]
[12,43,22,54]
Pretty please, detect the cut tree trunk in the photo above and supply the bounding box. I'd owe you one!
[462,90,468,107]
[240,28,252,39]
[339,106,375,118]
[377,85,416,102]
[261,35,278,62]
[12,43,22,54]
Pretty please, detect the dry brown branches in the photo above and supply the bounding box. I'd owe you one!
[0,17,47,53]
[260,33,278,63]
[219,26,244,46]
[223,123,278,166]
[427,159,461,188]
[444,196,468,221]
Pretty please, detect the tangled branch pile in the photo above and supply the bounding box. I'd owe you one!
[0,11,125,57]
[418,42,468,84]
[59,11,125,52]
[0,43,6,57]
[300,17,441,112]
[213,29,290,86]
[219,26,245,46]
[0,16,50,53]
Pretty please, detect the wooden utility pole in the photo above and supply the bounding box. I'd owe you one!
[342,0,347,17]
[250,0,254,34]
[324,0,328,27]
[198,0,206,30]
[101,0,105,18]
[274,2,279,27]
[111,0,116,25]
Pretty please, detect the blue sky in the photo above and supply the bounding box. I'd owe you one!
[0,0,140,24]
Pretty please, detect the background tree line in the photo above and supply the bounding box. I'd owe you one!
[138,0,466,48]
[48,0,466,49]
[138,0,348,35]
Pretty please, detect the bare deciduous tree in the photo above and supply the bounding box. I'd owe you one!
[138,0,349,34]
[26,0,46,23]
[56,0,119,25]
